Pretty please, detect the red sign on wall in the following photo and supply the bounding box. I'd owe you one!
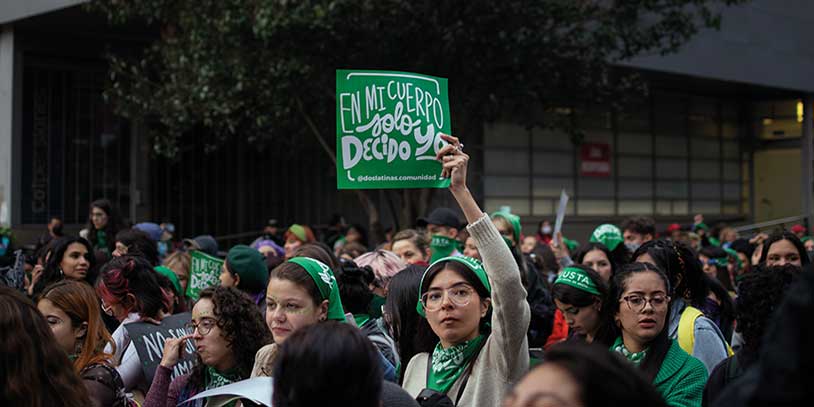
[580,143,611,177]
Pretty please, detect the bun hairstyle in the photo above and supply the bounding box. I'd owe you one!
[336,260,376,315]
[96,256,170,319]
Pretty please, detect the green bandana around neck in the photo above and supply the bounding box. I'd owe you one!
[554,267,600,296]
[589,224,623,251]
[491,211,521,246]
[353,314,371,328]
[427,335,485,394]
[288,257,346,321]
[430,235,457,263]
[205,366,241,407]
[612,336,648,366]
[416,256,491,317]
[96,230,109,253]
[368,294,386,318]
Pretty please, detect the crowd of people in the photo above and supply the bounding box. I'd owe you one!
[1,134,813,406]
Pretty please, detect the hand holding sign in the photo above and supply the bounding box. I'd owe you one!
[436,134,467,189]
[551,232,570,265]
[160,334,193,368]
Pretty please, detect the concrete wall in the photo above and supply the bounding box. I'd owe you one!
[0,27,13,227]
[754,148,802,222]
[622,0,814,93]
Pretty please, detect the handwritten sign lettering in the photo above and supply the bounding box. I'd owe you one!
[188,250,224,301]
[125,312,197,384]
[336,70,452,189]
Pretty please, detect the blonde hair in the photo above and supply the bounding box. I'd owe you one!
[354,250,406,289]
[163,251,191,280]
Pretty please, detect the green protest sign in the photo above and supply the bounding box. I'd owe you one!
[187,250,224,301]
[336,70,452,189]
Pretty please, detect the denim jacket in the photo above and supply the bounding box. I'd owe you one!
[668,298,729,374]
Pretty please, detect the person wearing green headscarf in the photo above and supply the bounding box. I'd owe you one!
[251,256,346,377]
[401,134,530,407]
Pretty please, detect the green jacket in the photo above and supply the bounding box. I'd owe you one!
[653,339,708,407]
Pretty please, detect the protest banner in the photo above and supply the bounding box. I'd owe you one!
[180,377,273,407]
[188,250,224,301]
[553,189,570,247]
[336,69,452,189]
[125,312,196,385]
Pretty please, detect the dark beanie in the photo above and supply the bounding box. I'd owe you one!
[226,245,269,294]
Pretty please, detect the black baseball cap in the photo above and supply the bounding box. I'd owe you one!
[416,208,461,229]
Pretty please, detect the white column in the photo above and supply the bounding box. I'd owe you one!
[0,25,14,227]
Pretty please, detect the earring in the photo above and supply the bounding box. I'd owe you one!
[59,268,64,276]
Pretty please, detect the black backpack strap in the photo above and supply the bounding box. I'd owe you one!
[453,339,486,405]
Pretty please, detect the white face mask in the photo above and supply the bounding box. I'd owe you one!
[541,226,552,235]
[625,242,641,252]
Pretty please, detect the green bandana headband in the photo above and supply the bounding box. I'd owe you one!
[430,235,457,263]
[491,211,521,246]
[416,256,491,317]
[154,266,183,296]
[288,257,346,321]
[288,224,308,242]
[554,266,601,296]
[590,224,623,251]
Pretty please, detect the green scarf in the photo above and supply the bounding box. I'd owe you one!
[368,294,386,318]
[205,367,241,407]
[353,313,371,328]
[96,230,109,254]
[427,335,485,394]
[430,235,457,263]
[612,337,648,366]
[288,257,346,321]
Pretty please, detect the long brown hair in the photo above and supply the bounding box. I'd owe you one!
[40,280,116,372]
[0,286,89,406]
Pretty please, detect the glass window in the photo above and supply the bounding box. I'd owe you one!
[484,122,529,147]
[673,200,689,215]
[656,200,672,215]
[533,177,573,198]
[690,160,720,180]
[618,132,652,154]
[656,181,688,198]
[619,200,653,215]
[532,152,573,176]
[484,176,528,197]
[619,156,652,178]
[484,198,530,216]
[619,180,652,198]
[578,178,615,198]
[691,182,721,200]
[654,135,688,157]
[691,201,721,214]
[533,127,574,150]
[533,199,575,216]
[577,200,615,215]
[723,162,739,181]
[722,140,739,159]
[723,183,740,200]
[656,158,687,179]
[690,137,720,158]
[484,150,530,175]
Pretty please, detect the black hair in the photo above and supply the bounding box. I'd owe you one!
[552,264,607,308]
[336,260,375,315]
[291,243,340,271]
[421,260,492,334]
[383,264,438,383]
[85,198,126,254]
[33,237,96,297]
[621,217,656,237]
[759,231,810,267]
[736,264,799,357]
[273,321,382,407]
[188,286,271,387]
[605,262,672,382]
[115,229,160,266]
[699,246,736,292]
[521,342,668,407]
[96,256,170,320]
[574,242,619,279]
[154,272,186,314]
[529,243,559,282]
[632,239,705,307]
[729,238,756,259]
[345,224,369,248]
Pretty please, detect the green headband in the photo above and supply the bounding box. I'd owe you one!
[554,266,601,296]
[491,211,521,245]
[288,224,307,242]
[416,256,491,317]
[154,266,183,297]
[288,257,346,321]
[589,224,623,251]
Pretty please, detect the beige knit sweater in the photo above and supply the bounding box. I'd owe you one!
[402,213,530,406]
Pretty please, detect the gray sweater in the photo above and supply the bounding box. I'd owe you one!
[402,213,530,406]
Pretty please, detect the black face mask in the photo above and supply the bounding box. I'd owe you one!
[807,250,814,261]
